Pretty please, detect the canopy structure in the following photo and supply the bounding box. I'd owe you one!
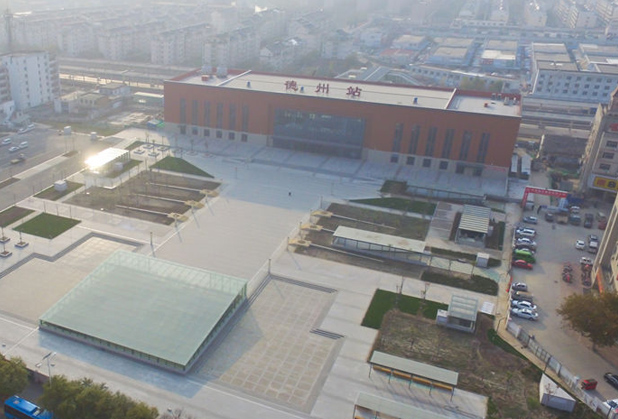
[40,250,247,373]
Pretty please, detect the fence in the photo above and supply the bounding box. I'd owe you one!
[506,321,604,415]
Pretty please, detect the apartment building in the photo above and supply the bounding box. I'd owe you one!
[203,28,260,69]
[151,24,211,66]
[0,51,60,111]
[525,0,548,26]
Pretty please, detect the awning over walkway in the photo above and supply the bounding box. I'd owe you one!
[370,351,458,386]
[355,392,450,419]
[333,226,426,253]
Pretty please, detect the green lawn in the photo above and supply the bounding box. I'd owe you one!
[14,213,80,239]
[125,141,144,151]
[361,289,448,329]
[351,197,436,215]
[0,206,34,228]
[151,156,212,177]
[422,271,499,295]
[35,181,83,201]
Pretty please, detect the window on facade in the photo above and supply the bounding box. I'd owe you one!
[179,125,186,134]
[191,100,198,125]
[241,133,248,142]
[229,132,235,140]
[439,161,448,170]
[204,101,211,126]
[408,125,420,154]
[602,152,615,159]
[216,103,223,128]
[473,167,483,176]
[425,127,437,156]
[422,158,431,168]
[179,99,186,124]
[442,129,454,159]
[607,141,618,148]
[241,105,249,132]
[229,104,237,130]
[216,130,222,139]
[406,156,415,165]
[456,163,465,174]
[204,129,210,137]
[459,131,472,161]
[477,133,490,163]
[390,154,399,163]
[192,127,198,135]
[600,163,611,170]
[392,123,403,152]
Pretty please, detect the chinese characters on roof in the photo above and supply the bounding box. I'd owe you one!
[283,80,361,98]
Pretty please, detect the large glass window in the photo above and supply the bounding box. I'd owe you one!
[191,100,198,125]
[241,105,249,132]
[179,99,186,124]
[408,125,420,154]
[229,104,237,130]
[273,109,365,158]
[459,131,472,161]
[425,127,437,157]
[442,129,454,159]
[477,133,490,163]
[216,103,223,129]
[392,123,403,152]
[204,101,211,127]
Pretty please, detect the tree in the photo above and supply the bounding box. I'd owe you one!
[0,356,28,397]
[161,408,197,419]
[557,292,618,350]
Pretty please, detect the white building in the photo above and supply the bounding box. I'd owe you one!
[0,51,60,111]
[203,28,260,68]
[151,23,210,66]
[556,0,598,28]
[525,0,548,27]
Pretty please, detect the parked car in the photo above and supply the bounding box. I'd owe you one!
[1,137,11,145]
[569,213,581,225]
[589,241,599,254]
[514,245,535,254]
[18,141,28,149]
[605,373,618,390]
[515,238,537,248]
[512,259,533,270]
[8,146,19,153]
[511,282,528,291]
[544,212,554,222]
[516,227,536,236]
[581,256,594,265]
[513,250,536,264]
[511,307,539,320]
[599,220,608,230]
[523,216,538,224]
[511,300,537,311]
[575,240,586,250]
[511,290,534,302]
[17,123,34,134]
[584,213,594,228]
[588,235,599,244]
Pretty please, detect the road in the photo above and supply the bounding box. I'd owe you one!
[0,127,118,212]
[509,169,618,401]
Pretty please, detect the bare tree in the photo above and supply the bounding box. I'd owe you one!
[160,408,197,419]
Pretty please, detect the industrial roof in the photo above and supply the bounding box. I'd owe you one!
[536,60,579,71]
[532,42,568,54]
[355,392,450,419]
[370,351,459,386]
[333,226,426,254]
[481,50,516,61]
[459,205,491,234]
[39,251,247,367]
[431,46,468,59]
[447,295,479,322]
[171,70,521,117]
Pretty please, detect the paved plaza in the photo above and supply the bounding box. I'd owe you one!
[0,128,506,418]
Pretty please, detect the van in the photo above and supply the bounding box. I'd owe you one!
[589,241,599,254]
[511,290,534,303]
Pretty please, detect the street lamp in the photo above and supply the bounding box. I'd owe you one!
[37,351,56,384]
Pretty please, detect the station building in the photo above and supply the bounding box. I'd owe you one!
[164,69,521,183]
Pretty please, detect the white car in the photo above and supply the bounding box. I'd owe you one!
[516,238,537,248]
[18,141,28,149]
[581,257,594,265]
[1,137,11,145]
[511,300,538,311]
[511,308,539,321]
[8,146,19,153]
[17,124,34,134]
[511,282,528,291]
[575,240,586,250]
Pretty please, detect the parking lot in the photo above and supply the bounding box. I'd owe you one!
[509,206,618,399]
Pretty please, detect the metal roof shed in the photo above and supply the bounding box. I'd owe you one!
[369,350,458,386]
[456,205,491,247]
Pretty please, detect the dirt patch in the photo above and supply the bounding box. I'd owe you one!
[376,311,594,419]
[0,206,34,228]
[66,171,220,225]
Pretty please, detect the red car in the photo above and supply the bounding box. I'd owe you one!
[512,259,533,270]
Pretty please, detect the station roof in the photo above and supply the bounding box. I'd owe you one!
[459,205,491,234]
[536,60,579,72]
[170,70,521,117]
[40,251,247,367]
[370,351,459,386]
[333,226,426,254]
[355,392,450,419]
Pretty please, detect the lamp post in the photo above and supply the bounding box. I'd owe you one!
[37,351,56,384]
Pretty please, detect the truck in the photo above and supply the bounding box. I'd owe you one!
[10,153,25,164]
